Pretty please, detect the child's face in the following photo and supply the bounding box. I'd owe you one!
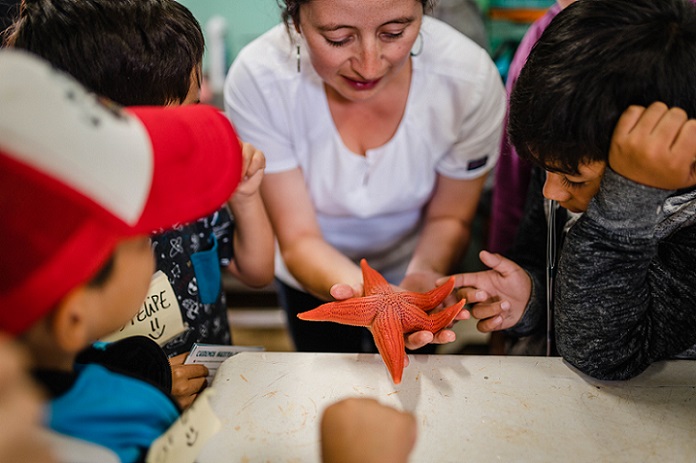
[180,67,202,106]
[167,67,201,107]
[542,161,606,213]
[88,236,155,339]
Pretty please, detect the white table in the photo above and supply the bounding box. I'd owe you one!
[198,352,696,462]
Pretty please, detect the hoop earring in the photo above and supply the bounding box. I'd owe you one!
[410,31,423,57]
[296,44,301,73]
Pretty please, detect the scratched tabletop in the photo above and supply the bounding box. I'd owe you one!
[197,352,696,463]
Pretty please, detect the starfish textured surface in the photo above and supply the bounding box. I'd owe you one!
[297,259,465,384]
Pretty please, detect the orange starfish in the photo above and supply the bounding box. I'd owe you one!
[297,259,465,384]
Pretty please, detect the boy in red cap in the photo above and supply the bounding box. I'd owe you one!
[4,0,275,409]
[0,49,243,463]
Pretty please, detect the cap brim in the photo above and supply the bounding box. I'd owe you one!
[127,104,243,234]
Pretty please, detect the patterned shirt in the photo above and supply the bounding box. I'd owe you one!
[152,205,235,356]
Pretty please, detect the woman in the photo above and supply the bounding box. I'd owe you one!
[225,0,505,353]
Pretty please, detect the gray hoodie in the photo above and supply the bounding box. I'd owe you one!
[556,168,696,380]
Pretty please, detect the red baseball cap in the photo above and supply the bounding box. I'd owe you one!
[0,50,244,335]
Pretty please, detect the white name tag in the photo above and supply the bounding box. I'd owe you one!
[146,388,221,463]
[101,271,186,345]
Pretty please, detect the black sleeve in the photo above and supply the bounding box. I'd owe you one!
[76,335,174,398]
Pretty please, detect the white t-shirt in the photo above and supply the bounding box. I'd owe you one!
[225,16,505,289]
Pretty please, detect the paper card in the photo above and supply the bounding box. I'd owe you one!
[100,271,186,346]
[145,388,221,463]
[185,343,264,384]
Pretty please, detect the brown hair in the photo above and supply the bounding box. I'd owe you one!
[277,0,436,31]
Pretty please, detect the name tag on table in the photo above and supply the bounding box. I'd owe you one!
[100,271,186,346]
[185,343,264,384]
[146,388,220,463]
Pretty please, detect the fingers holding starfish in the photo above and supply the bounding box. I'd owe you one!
[329,282,363,300]
[297,259,467,384]
[404,326,459,351]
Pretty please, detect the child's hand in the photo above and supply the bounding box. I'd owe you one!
[320,398,416,463]
[168,353,208,409]
[231,141,266,200]
[398,270,468,349]
[609,102,696,190]
[438,250,531,333]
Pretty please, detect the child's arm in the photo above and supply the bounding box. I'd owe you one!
[609,102,696,190]
[225,142,275,287]
[554,104,696,380]
[0,336,55,463]
[320,398,416,463]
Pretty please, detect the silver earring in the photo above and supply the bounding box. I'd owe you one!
[410,31,423,57]
[296,44,301,73]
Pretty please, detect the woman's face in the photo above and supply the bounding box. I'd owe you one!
[297,0,423,102]
[542,161,606,213]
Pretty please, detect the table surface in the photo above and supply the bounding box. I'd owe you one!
[198,352,696,463]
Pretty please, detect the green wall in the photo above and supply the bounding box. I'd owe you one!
[177,0,281,71]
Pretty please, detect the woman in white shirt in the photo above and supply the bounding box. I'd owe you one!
[225,0,505,353]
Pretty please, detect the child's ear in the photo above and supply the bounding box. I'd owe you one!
[51,286,93,354]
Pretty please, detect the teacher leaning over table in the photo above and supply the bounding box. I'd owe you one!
[224,0,505,355]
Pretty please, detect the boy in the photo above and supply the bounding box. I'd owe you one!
[0,49,244,462]
[448,0,696,379]
[5,0,274,408]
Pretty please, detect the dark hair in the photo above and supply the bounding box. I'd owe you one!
[509,0,696,175]
[4,0,204,106]
[277,0,437,31]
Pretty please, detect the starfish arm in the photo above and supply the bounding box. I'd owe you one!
[370,310,407,384]
[426,299,466,332]
[399,277,455,311]
[297,297,380,326]
[394,300,433,332]
[360,258,394,296]
[401,299,466,333]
